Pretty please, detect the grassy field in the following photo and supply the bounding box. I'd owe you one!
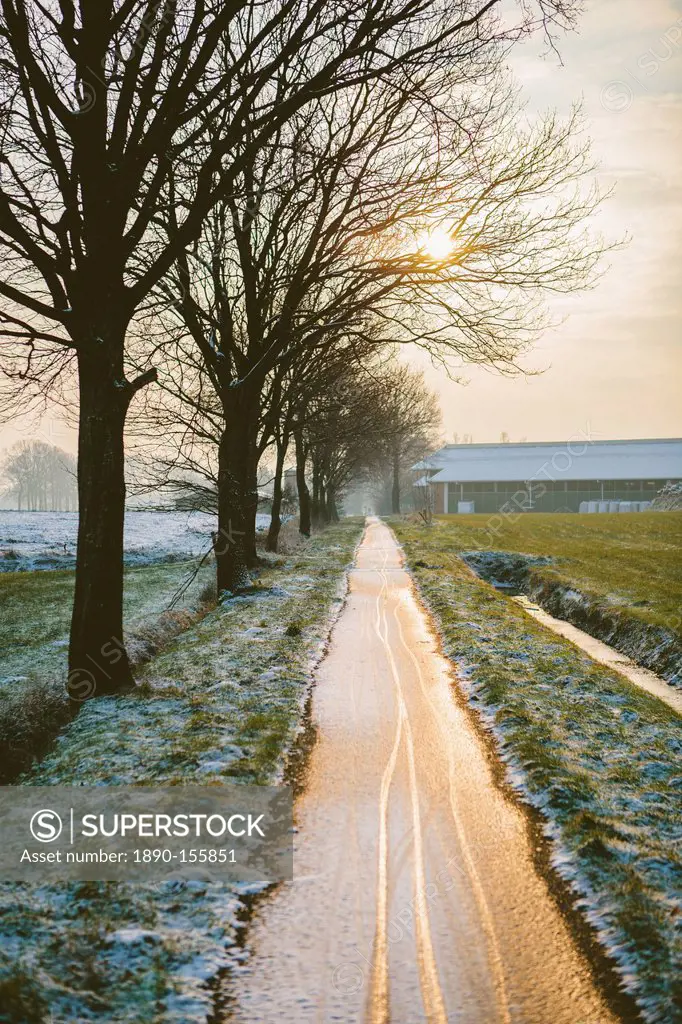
[432,511,682,634]
[0,557,215,783]
[0,557,215,690]
[393,518,682,1023]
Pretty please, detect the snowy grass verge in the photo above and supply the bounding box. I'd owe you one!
[0,519,363,1023]
[393,519,681,1024]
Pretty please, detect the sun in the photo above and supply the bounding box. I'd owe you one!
[419,226,454,260]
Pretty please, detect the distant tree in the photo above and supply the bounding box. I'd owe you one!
[2,441,77,510]
[303,361,416,524]
[373,365,441,514]
[265,338,382,550]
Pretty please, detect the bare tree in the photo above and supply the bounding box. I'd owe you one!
[264,337,380,550]
[2,0,574,692]
[2,440,77,510]
[371,364,441,514]
[139,11,608,591]
[304,361,401,523]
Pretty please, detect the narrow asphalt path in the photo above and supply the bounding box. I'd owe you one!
[226,519,621,1023]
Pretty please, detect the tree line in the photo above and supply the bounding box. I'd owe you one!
[0,0,609,697]
[1,441,78,510]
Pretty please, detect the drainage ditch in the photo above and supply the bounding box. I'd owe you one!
[460,550,682,711]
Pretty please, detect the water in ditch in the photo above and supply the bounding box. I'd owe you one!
[512,596,682,715]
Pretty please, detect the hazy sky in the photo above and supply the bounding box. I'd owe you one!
[418,0,682,444]
[2,0,681,454]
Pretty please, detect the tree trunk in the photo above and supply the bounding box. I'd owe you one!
[215,383,260,594]
[311,463,321,527]
[69,349,134,697]
[244,458,260,567]
[294,430,311,537]
[391,447,401,514]
[328,486,339,522]
[266,434,288,552]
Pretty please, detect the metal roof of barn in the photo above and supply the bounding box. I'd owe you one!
[414,438,682,483]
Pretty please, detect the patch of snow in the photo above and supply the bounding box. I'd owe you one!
[108,927,161,947]
[0,510,272,572]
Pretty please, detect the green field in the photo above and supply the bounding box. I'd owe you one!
[430,511,682,634]
[0,557,215,783]
[0,557,214,692]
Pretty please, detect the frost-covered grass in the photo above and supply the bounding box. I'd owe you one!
[393,519,682,1024]
[435,512,682,635]
[0,509,262,573]
[0,519,363,1023]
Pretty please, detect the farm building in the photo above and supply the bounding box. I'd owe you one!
[414,438,682,514]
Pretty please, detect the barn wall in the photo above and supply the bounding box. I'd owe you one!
[442,478,681,514]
